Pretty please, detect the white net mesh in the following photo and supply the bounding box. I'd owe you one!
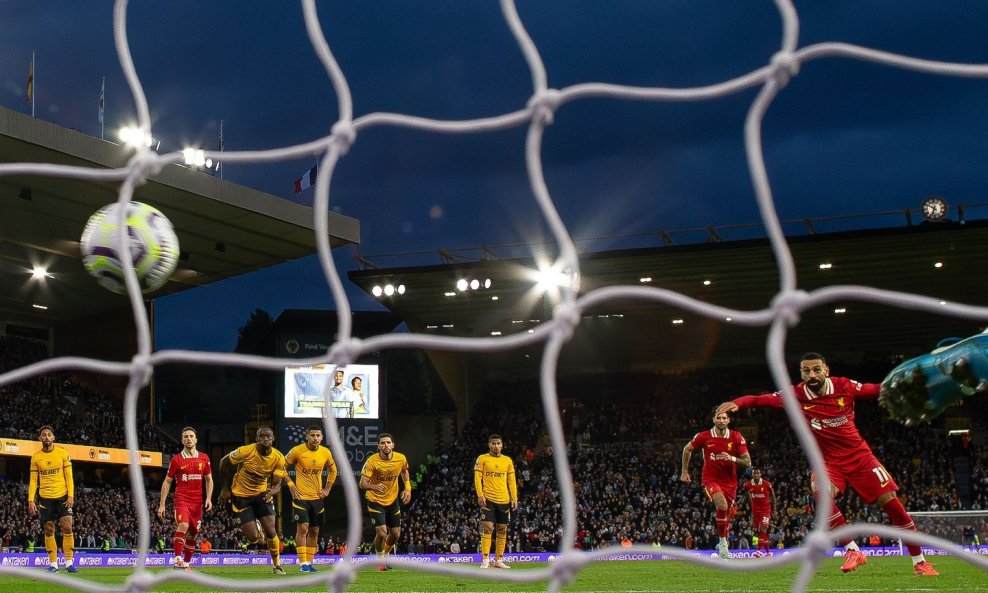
[2,0,988,591]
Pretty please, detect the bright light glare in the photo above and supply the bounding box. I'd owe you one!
[371,285,383,297]
[534,264,576,293]
[31,266,48,280]
[469,279,480,290]
[456,278,468,292]
[384,284,395,296]
[397,284,406,295]
[118,126,153,148]
[183,148,206,167]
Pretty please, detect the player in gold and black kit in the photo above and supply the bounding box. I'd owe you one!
[474,434,518,569]
[219,426,288,575]
[28,425,77,573]
[359,433,411,571]
[285,425,337,573]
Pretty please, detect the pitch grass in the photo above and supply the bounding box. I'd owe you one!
[1,556,986,593]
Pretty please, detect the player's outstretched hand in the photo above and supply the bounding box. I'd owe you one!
[880,331,988,425]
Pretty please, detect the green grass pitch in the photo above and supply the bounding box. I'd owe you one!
[0,557,985,593]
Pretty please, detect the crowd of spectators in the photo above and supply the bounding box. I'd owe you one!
[2,331,986,555]
[0,336,169,453]
[401,365,988,553]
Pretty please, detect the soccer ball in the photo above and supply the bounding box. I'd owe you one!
[80,201,180,294]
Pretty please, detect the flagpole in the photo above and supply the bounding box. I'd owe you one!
[99,76,106,139]
[30,51,36,118]
[219,119,224,180]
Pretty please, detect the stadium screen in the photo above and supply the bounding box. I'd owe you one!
[284,364,380,420]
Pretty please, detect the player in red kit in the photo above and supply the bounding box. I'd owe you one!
[717,352,939,576]
[743,468,775,557]
[681,409,751,559]
[157,427,214,571]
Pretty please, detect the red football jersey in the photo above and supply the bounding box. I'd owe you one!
[167,450,211,505]
[689,428,748,487]
[732,376,880,465]
[744,478,774,512]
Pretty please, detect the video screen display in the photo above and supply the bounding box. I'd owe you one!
[284,364,380,420]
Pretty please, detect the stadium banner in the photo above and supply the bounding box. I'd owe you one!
[2,546,986,568]
[0,438,162,467]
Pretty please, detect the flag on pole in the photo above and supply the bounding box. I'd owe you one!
[293,165,317,193]
[26,54,34,103]
[98,77,105,124]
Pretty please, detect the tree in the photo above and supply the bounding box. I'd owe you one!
[235,308,274,354]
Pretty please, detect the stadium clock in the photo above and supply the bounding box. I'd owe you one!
[921,195,947,222]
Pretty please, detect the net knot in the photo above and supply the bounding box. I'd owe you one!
[130,353,153,388]
[771,289,806,327]
[329,560,357,588]
[770,51,800,88]
[551,551,583,585]
[330,121,356,156]
[803,529,833,558]
[328,338,363,367]
[126,150,165,185]
[528,89,562,125]
[552,302,581,340]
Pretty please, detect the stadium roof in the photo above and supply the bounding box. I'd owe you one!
[0,107,359,327]
[349,220,988,376]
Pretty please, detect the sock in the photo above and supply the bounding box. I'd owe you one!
[184,534,195,563]
[173,530,186,558]
[62,532,74,564]
[882,497,921,558]
[298,545,308,565]
[494,532,506,560]
[45,534,57,563]
[382,542,393,556]
[827,506,858,548]
[758,531,769,552]
[267,536,281,566]
[481,531,492,557]
[715,508,729,538]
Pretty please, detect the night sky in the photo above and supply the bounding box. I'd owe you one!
[3,1,988,351]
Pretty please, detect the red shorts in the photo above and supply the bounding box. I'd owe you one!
[812,454,898,504]
[174,501,203,533]
[703,482,737,506]
[751,509,771,530]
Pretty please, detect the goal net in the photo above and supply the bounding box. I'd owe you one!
[1,1,988,592]
[909,511,988,551]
